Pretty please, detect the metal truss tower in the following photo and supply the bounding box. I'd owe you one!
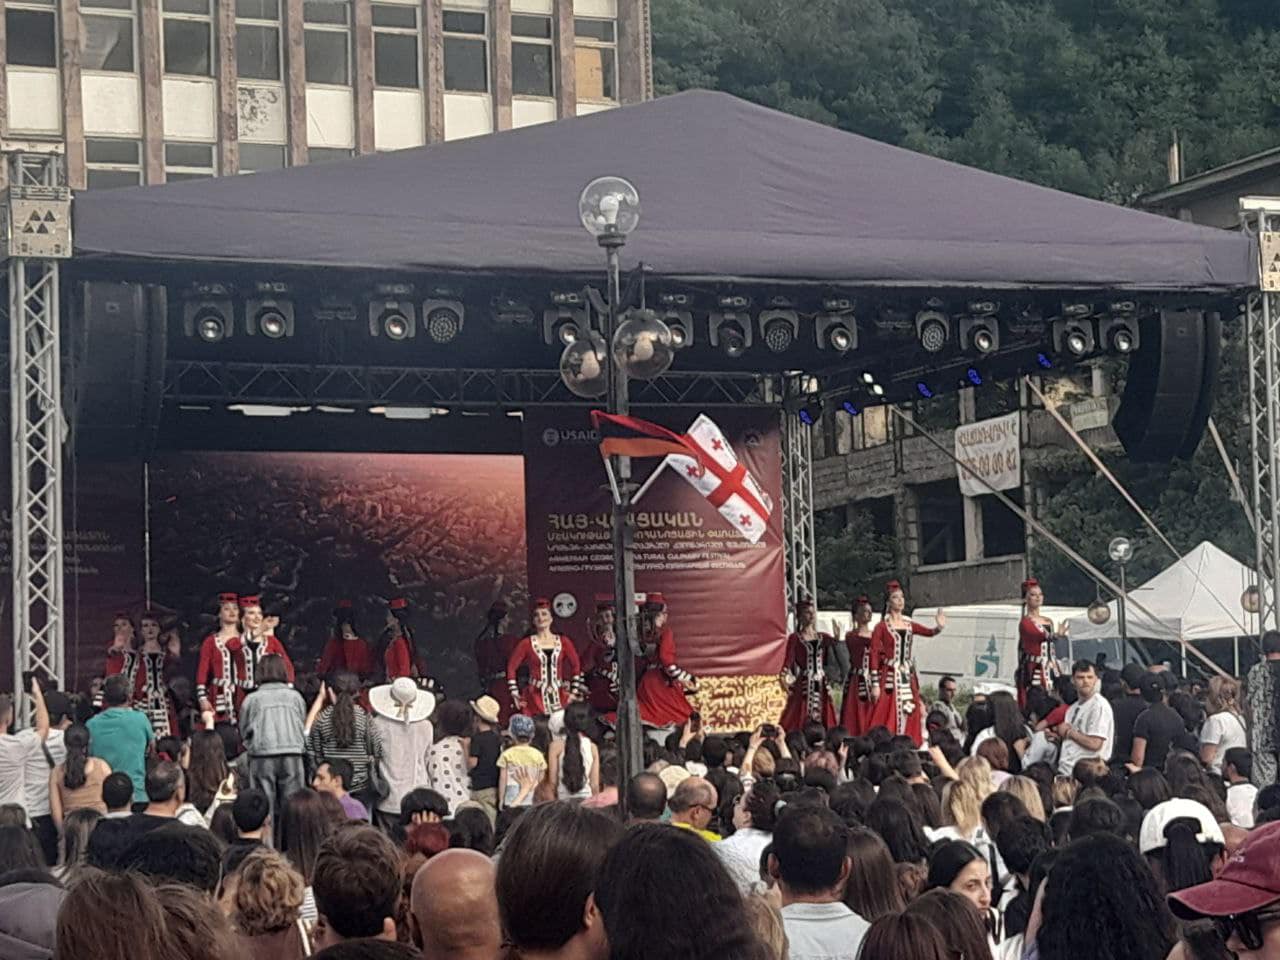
[782,376,817,610]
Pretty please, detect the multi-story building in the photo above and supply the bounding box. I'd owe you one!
[1,0,649,187]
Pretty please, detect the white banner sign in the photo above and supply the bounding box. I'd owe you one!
[954,412,1021,497]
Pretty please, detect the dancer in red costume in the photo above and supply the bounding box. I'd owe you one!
[318,600,372,679]
[235,595,294,710]
[506,598,584,717]
[383,597,418,680]
[1017,578,1064,709]
[196,592,243,726]
[636,594,697,728]
[102,613,138,694]
[867,580,947,745]
[840,596,879,735]
[475,601,519,724]
[133,611,181,738]
[581,596,620,722]
[779,599,837,732]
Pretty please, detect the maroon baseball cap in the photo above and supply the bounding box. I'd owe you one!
[1043,704,1069,728]
[1169,822,1280,919]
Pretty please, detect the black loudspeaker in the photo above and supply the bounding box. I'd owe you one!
[71,281,168,457]
[1113,309,1220,462]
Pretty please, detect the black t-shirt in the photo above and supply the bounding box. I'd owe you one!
[1110,693,1147,763]
[469,730,501,790]
[1132,702,1185,769]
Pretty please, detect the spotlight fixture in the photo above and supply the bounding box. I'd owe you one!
[915,310,951,353]
[861,372,876,384]
[959,316,999,354]
[247,283,294,339]
[816,312,856,353]
[1099,315,1140,354]
[869,383,885,397]
[661,309,693,348]
[422,299,465,344]
[182,283,234,342]
[1053,317,1095,357]
[916,381,933,399]
[758,309,799,354]
[798,402,822,426]
[369,284,416,340]
[710,301,753,357]
[841,399,860,416]
[542,306,588,346]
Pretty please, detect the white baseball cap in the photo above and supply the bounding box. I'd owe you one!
[1139,798,1225,855]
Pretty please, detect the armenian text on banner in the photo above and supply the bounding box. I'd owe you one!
[954,412,1021,498]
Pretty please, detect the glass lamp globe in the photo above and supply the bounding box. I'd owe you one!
[559,332,609,399]
[579,176,640,237]
[1242,585,1262,614]
[1087,600,1112,625]
[613,308,675,380]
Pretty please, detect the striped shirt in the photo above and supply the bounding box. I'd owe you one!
[307,705,383,791]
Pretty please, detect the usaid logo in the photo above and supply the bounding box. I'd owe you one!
[542,428,599,447]
[541,428,560,447]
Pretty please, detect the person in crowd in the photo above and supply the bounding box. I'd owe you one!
[467,696,502,819]
[0,680,51,814]
[717,778,781,892]
[118,822,225,893]
[868,580,946,744]
[779,598,837,731]
[0,866,63,960]
[507,598,584,718]
[398,787,449,835]
[864,796,931,866]
[184,729,238,823]
[548,701,599,802]
[930,674,965,742]
[768,805,869,960]
[314,759,370,821]
[625,772,667,823]
[842,826,906,923]
[281,788,346,923]
[89,759,190,866]
[427,700,472,815]
[197,591,247,726]
[998,775,1046,822]
[310,941,421,960]
[1168,821,1280,960]
[55,871,240,960]
[1037,832,1177,960]
[584,747,621,810]
[1111,663,1149,767]
[231,847,312,960]
[497,714,546,809]
[1139,798,1226,896]
[495,802,623,960]
[1054,659,1114,775]
[240,653,307,825]
[905,889,993,960]
[230,787,271,852]
[1200,676,1248,775]
[404,821,450,859]
[410,848,502,960]
[48,722,110,830]
[53,806,101,883]
[87,674,152,807]
[447,806,495,856]
[307,671,384,813]
[21,691,70,864]
[669,776,721,841]
[1246,630,1280,786]
[369,677,435,831]
[858,912,952,960]
[1128,767,1173,811]
[311,824,402,950]
[1225,747,1259,828]
[101,771,134,817]
[842,596,880,736]
[0,824,48,871]
[1017,578,1063,710]
[995,814,1047,911]
[925,840,995,937]
[1128,672,1187,772]
[595,823,771,960]
[1068,795,1126,841]
[972,691,1030,775]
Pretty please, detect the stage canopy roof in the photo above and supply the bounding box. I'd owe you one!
[72,91,1254,292]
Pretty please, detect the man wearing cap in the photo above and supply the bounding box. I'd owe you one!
[1054,659,1114,776]
[1110,662,1149,768]
[1127,671,1186,772]
[196,592,244,726]
[468,696,502,821]
[368,676,436,832]
[1169,821,1280,960]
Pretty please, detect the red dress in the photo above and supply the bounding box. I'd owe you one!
[840,630,879,735]
[235,633,295,710]
[866,620,938,745]
[196,632,242,725]
[319,634,371,677]
[1017,616,1060,709]
[506,635,583,716]
[779,632,837,732]
[636,627,696,727]
[385,634,415,680]
[132,649,179,738]
[581,635,619,721]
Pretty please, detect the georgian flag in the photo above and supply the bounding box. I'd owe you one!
[662,414,773,544]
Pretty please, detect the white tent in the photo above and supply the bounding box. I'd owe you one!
[1067,541,1258,644]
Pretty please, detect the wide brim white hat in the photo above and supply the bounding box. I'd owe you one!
[369,677,436,723]
[1139,798,1225,854]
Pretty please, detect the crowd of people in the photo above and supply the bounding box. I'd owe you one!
[4,583,1280,960]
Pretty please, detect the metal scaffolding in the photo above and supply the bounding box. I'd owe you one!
[782,379,817,610]
[5,152,71,706]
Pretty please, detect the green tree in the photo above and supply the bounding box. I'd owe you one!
[815,508,897,611]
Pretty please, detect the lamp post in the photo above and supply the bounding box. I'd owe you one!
[565,177,674,813]
[1108,536,1134,665]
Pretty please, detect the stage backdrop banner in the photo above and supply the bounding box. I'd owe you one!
[523,407,788,729]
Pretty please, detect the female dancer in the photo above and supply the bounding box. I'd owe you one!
[383,597,418,680]
[868,580,946,744]
[841,596,879,735]
[1017,578,1062,710]
[779,598,836,732]
[635,594,697,728]
[582,596,620,722]
[196,592,243,726]
[318,599,372,679]
[506,598,584,717]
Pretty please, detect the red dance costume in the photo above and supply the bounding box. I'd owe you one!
[196,632,242,725]
[840,630,879,735]
[867,620,938,744]
[385,634,415,680]
[581,635,620,720]
[476,631,520,723]
[506,635,584,716]
[779,631,837,731]
[1017,616,1060,709]
[133,649,179,738]
[237,632,295,696]
[636,627,696,727]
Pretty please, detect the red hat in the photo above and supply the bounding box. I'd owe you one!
[855,595,871,605]
[217,592,238,604]
[885,580,902,594]
[1022,578,1040,596]
[238,594,261,608]
[389,597,409,611]
[1169,822,1280,919]
[336,598,353,609]
[1044,704,1069,728]
[113,611,131,621]
[595,594,616,610]
[530,597,551,612]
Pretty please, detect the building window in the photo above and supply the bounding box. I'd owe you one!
[235,0,281,81]
[85,138,142,189]
[163,0,213,76]
[442,9,486,93]
[304,0,351,85]
[308,146,352,163]
[372,4,419,89]
[511,14,553,98]
[165,141,216,180]
[81,0,135,72]
[239,143,287,172]
[6,1,58,68]
[573,17,615,101]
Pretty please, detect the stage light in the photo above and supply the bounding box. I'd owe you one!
[246,282,294,339]
[915,310,950,353]
[798,402,822,426]
[709,311,752,357]
[258,310,287,337]
[916,381,933,399]
[816,314,856,353]
[1099,316,1140,354]
[543,306,588,346]
[369,286,416,340]
[870,383,885,397]
[662,310,693,348]
[967,367,983,386]
[182,283,234,342]
[1053,317,1095,358]
[759,310,799,354]
[373,306,413,340]
[423,299,465,344]
[960,316,999,354]
[579,176,640,237]
[559,331,609,398]
[195,310,227,342]
[841,399,860,416]
[1036,352,1053,369]
[613,308,675,380]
